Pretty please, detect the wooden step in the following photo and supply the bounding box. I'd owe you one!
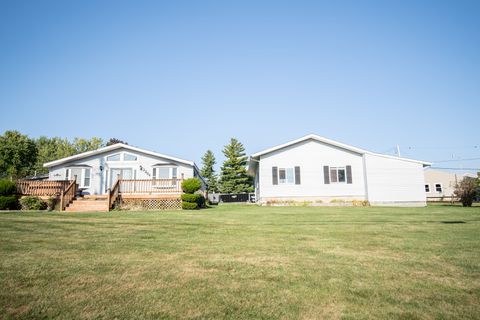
[65,198,109,212]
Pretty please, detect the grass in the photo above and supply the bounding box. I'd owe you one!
[0,204,479,319]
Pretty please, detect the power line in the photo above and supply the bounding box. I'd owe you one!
[407,146,479,150]
[431,167,480,171]
[432,157,480,163]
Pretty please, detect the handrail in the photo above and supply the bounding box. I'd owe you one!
[108,176,121,210]
[16,179,71,196]
[118,178,184,194]
[60,179,77,211]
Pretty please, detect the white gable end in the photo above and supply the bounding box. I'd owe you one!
[258,139,366,200]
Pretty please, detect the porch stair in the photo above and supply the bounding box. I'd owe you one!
[65,196,109,212]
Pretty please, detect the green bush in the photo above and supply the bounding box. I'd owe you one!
[181,201,198,210]
[47,197,57,211]
[181,193,201,203]
[20,196,47,210]
[0,180,17,196]
[0,196,19,210]
[196,194,206,208]
[181,178,202,194]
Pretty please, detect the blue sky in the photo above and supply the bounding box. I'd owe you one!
[1,0,479,171]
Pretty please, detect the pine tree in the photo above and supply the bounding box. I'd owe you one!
[219,138,253,193]
[200,150,218,193]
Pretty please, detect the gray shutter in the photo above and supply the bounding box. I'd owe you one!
[323,166,330,184]
[294,166,301,185]
[272,167,278,185]
[346,165,352,184]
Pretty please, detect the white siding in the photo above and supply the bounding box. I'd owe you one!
[424,169,460,201]
[364,153,426,206]
[258,140,366,201]
[48,147,195,195]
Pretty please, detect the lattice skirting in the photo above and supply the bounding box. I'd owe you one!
[118,197,182,210]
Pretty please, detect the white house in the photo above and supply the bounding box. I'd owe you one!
[248,134,431,206]
[44,143,204,195]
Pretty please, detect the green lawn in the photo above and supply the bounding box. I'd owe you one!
[0,205,479,319]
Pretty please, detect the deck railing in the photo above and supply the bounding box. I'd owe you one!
[16,179,72,196]
[60,180,77,211]
[119,178,183,194]
[108,177,121,209]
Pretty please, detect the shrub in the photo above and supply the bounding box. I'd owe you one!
[181,193,205,209]
[181,178,202,194]
[196,194,206,208]
[0,180,17,196]
[352,200,370,207]
[182,201,198,210]
[454,178,477,207]
[20,196,47,210]
[0,196,18,210]
[47,197,57,211]
[181,193,201,203]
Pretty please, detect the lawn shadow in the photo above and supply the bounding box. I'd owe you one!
[440,221,466,224]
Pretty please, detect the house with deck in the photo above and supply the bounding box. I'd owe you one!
[19,143,205,212]
[248,134,431,206]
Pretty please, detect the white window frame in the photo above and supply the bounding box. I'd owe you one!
[106,152,139,162]
[106,153,121,162]
[330,167,346,184]
[435,183,443,193]
[278,167,295,185]
[65,168,70,181]
[152,166,178,187]
[82,168,91,188]
[425,184,430,193]
[123,153,138,161]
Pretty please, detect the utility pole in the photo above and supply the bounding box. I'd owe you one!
[396,145,401,157]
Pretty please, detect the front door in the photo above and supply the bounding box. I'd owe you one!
[109,168,133,188]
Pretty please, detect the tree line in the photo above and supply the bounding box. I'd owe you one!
[0,130,125,179]
[0,130,253,193]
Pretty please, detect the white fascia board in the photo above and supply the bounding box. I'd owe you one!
[250,134,431,166]
[44,143,194,168]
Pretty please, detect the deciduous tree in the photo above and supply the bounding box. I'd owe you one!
[106,138,127,146]
[0,130,37,179]
[454,177,478,207]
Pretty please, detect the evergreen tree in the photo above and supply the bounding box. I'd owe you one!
[200,150,218,193]
[219,138,253,193]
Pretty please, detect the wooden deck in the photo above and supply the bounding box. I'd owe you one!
[16,180,71,196]
[16,178,184,211]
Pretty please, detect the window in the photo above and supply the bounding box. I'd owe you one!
[157,167,169,179]
[171,168,178,185]
[435,184,442,192]
[83,169,91,187]
[330,167,346,183]
[278,168,294,184]
[279,168,286,183]
[107,154,121,161]
[425,184,430,192]
[65,169,70,180]
[153,167,174,179]
[123,153,137,161]
[286,168,294,184]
